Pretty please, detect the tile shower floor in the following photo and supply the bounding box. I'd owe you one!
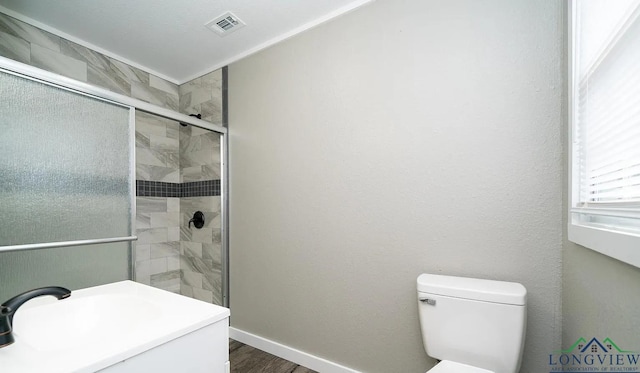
[230,340,317,373]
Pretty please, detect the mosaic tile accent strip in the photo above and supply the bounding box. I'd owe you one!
[136,179,220,197]
[182,180,221,197]
[136,180,181,197]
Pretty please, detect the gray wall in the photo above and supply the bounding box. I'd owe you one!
[228,0,564,372]
[563,242,640,355]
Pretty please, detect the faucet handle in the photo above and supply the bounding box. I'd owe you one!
[188,211,205,229]
[0,306,14,348]
[0,287,71,349]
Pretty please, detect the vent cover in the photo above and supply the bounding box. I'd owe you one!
[205,12,245,36]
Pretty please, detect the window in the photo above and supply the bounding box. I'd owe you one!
[569,0,640,267]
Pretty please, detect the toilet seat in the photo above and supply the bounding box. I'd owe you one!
[426,360,494,373]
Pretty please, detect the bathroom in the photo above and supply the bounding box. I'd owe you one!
[1,0,639,372]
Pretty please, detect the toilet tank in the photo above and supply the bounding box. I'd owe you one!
[417,274,527,373]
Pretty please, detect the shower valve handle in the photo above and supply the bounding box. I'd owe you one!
[189,211,205,229]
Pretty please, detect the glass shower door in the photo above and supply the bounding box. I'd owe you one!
[0,69,134,301]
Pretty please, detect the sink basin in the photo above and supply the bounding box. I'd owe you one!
[0,281,230,372]
[14,293,162,352]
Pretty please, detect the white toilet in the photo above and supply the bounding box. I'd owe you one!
[417,274,527,373]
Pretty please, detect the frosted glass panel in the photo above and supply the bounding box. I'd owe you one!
[0,242,129,301]
[0,71,132,247]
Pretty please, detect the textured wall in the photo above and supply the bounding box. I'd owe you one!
[562,242,640,357]
[229,0,564,372]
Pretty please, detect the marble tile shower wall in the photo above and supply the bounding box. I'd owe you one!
[179,69,223,125]
[179,124,223,304]
[180,196,222,304]
[0,13,179,110]
[135,111,181,292]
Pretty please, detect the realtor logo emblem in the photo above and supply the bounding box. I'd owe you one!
[549,337,639,372]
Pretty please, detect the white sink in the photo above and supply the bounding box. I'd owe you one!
[15,293,162,352]
[0,281,230,373]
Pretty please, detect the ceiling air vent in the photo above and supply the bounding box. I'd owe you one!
[205,12,245,36]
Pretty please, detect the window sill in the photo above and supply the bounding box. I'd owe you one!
[568,222,640,268]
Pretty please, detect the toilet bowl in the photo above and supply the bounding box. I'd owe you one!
[417,274,527,373]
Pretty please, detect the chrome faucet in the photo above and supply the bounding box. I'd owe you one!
[0,286,71,348]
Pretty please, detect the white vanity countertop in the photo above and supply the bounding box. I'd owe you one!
[0,281,230,373]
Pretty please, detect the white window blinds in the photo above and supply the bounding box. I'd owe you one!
[573,0,640,225]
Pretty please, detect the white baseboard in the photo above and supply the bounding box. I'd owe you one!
[229,327,361,373]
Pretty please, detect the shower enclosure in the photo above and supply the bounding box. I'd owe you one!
[134,111,225,305]
[0,56,228,307]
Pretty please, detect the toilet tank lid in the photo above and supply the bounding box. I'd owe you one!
[417,274,526,305]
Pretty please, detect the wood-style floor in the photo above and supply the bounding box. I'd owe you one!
[230,339,318,373]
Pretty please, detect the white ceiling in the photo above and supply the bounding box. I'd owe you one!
[0,0,373,84]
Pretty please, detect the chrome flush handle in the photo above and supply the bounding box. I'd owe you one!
[419,298,436,306]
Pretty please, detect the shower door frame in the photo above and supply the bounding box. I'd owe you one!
[0,56,230,307]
